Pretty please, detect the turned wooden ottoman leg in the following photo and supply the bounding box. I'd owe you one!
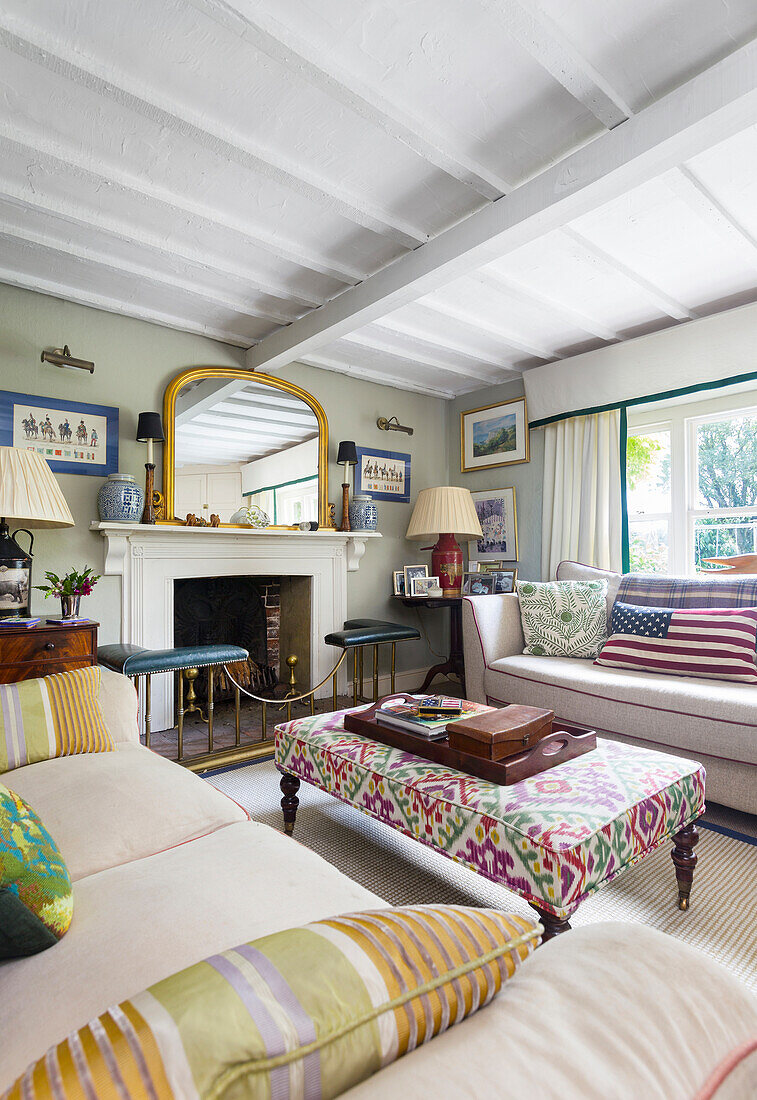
[280,773,301,836]
[672,822,700,911]
[529,903,572,941]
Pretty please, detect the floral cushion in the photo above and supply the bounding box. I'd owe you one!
[0,782,73,957]
[275,708,705,919]
[516,579,608,657]
[5,906,540,1098]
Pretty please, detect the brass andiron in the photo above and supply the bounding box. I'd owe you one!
[285,654,298,699]
[182,668,207,723]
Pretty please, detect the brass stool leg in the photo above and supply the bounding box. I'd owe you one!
[373,644,379,702]
[262,700,267,740]
[234,684,241,747]
[391,642,396,694]
[177,671,185,761]
[207,667,214,752]
[352,648,358,706]
[144,674,152,749]
[286,701,292,722]
[332,664,338,711]
[359,647,364,700]
[309,690,315,716]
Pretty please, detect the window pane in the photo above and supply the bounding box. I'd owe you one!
[696,413,757,509]
[627,430,671,515]
[629,519,669,573]
[693,515,757,569]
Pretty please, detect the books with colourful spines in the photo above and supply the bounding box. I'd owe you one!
[375,698,495,738]
[0,616,41,627]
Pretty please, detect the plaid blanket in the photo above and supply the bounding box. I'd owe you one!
[617,573,757,609]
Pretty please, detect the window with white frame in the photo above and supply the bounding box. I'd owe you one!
[627,396,757,574]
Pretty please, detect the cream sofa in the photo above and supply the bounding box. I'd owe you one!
[462,564,757,816]
[2,668,756,1098]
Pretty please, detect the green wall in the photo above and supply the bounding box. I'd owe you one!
[449,378,544,581]
[0,284,448,671]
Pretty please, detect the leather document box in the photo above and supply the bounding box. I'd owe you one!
[446,704,554,761]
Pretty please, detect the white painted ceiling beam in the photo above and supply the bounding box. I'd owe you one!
[336,330,501,383]
[666,165,757,271]
[243,41,757,375]
[0,224,302,328]
[561,227,697,321]
[0,25,428,250]
[209,401,318,428]
[474,0,632,128]
[0,129,365,286]
[182,419,305,443]
[0,188,325,310]
[0,267,255,348]
[186,0,510,201]
[371,316,521,373]
[297,354,457,400]
[473,269,623,341]
[409,296,562,362]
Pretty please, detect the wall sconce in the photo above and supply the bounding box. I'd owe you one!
[41,345,95,374]
[377,415,414,436]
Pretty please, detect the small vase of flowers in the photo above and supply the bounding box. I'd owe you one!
[35,566,100,619]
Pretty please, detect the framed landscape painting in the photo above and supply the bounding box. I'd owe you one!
[468,487,518,563]
[460,396,529,472]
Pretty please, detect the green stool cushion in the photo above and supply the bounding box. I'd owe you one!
[325,619,420,648]
[97,643,249,675]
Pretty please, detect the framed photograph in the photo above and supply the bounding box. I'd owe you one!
[490,568,518,594]
[392,569,406,596]
[478,560,503,574]
[411,575,439,597]
[355,446,410,503]
[404,564,428,594]
[0,390,118,477]
[462,572,495,596]
[467,560,481,573]
[468,488,518,563]
[460,396,529,472]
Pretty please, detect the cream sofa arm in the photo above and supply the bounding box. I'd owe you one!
[98,666,141,744]
[462,594,524,704]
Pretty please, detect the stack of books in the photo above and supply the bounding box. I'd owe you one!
[375,696,495,738]
[0,616,41,628]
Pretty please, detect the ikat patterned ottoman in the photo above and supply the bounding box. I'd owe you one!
[274,707,705,929]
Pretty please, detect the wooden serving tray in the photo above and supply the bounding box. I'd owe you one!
[343,698,596,786]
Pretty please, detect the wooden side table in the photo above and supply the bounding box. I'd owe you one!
[394,595,465,694]
[0,619,99,683]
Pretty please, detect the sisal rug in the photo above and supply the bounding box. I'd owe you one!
[206,759,757,992]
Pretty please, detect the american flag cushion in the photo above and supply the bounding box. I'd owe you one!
[595,601,757,683]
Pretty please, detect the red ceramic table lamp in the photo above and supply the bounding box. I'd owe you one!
[405,486,483,597]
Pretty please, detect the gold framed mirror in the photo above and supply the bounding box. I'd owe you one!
[162,367,330,528]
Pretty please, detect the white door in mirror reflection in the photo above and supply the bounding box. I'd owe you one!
[175,467,242,523]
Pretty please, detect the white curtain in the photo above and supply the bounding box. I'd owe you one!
[541,410,622,580]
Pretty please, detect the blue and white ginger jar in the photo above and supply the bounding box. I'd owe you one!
[97,473,144,522]
[348,495,378,532]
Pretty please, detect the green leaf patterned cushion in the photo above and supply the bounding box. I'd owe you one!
[517,579,608,657]
[6,906,541,1098]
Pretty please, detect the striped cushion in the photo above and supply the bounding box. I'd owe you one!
[0,667,114,774]
[596,602,757,683]
[4,906,541,1099]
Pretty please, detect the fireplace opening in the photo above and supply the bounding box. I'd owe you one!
[174,575,280,704]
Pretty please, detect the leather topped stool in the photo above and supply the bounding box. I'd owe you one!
[97,642,248,759]
[324,619,420,707]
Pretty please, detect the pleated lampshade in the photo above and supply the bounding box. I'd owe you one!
[406,486,482,540]
[0,447,75,527]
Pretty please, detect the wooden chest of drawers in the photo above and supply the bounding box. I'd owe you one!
[0,619,99,683]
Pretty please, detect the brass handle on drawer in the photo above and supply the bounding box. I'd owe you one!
[44,642,55,651]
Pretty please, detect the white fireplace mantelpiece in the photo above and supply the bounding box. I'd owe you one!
[91,522,381,730]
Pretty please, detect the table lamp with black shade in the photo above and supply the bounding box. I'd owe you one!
[136,412,164,525]
[0,446,75,619]
[336,440,358,531]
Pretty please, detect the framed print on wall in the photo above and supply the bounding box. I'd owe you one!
[0,390,119,476]
[468,487,518,563]
[354,446,410,503]
[460,396,529,472]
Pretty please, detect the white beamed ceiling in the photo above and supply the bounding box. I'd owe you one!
[3,1,757,397]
